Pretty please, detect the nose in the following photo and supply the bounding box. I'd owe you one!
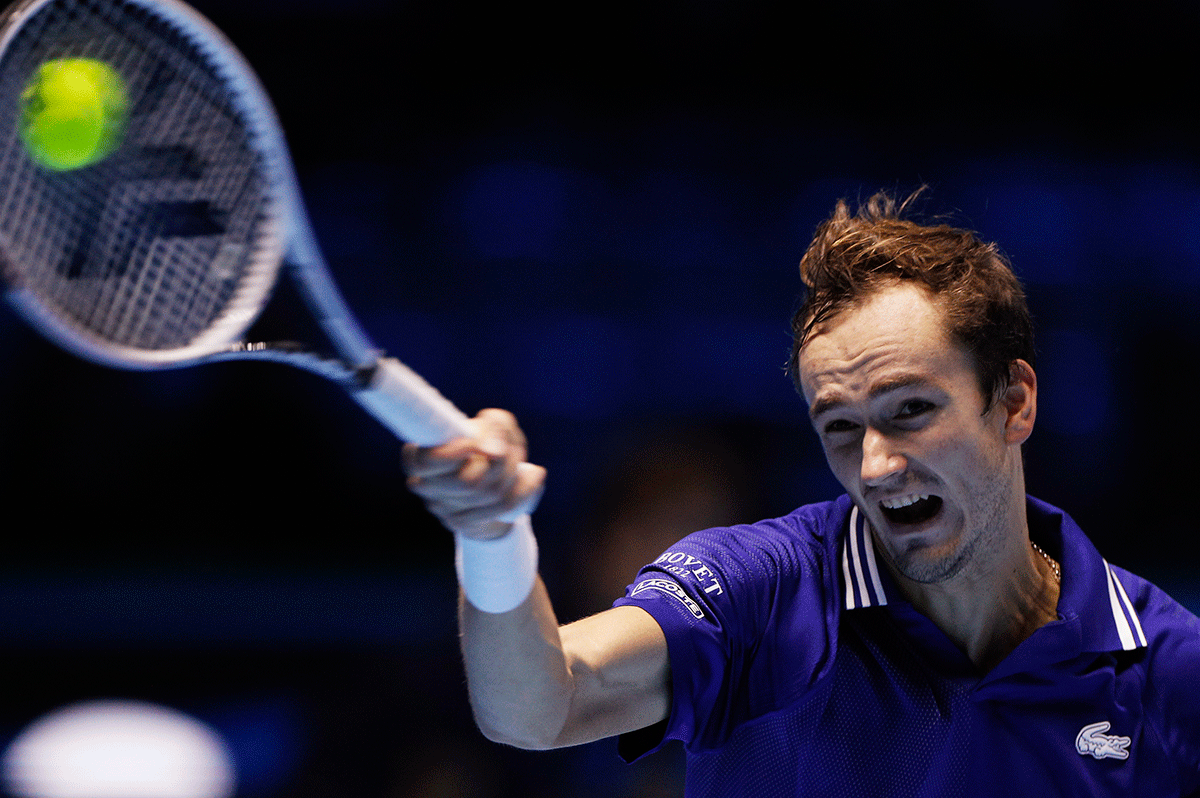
[860,427,907,486]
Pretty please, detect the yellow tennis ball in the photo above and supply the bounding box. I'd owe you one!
[19,57,129,171]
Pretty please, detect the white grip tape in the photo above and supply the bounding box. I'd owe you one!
[355,357,474,446]
[455,515,539,614]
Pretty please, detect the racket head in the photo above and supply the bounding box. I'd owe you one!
[0,0,288,369]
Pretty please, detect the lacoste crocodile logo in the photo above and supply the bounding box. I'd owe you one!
[1075,721,1131,760]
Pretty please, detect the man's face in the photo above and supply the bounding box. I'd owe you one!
[797,282,1027,585]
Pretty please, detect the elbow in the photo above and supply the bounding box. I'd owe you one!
[475,721,557,751]
[469,702,566,751]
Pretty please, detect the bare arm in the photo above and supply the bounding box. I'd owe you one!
[460,583,669,749]
[405,409,671,749]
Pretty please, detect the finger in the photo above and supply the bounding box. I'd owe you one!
[422,463,544,530]
[459,463,545,520]
[403,409,528,475]
[403,437,486,479]
[474,408,528,458]
[408,450,523,500]
[497,463,547,521]
[405,456,468,482]
[448,427,526,486]
[457,451,496,484]
[403,408,540,537]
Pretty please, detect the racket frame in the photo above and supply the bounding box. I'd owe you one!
[0,0,376,371]
[1,0,538,528]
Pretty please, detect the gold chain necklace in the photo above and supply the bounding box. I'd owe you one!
[1031,541,1061,583]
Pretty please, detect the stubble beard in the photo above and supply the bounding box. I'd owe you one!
[875,478,1013,586]
[888,524,980,584]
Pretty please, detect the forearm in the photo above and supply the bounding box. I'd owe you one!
[458,577,574,749]
[403,409,669,747]
[460,584,672,750]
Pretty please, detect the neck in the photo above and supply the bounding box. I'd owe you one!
[886,524,1061,674]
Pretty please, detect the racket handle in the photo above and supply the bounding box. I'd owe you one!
[354,357,474,446]
[357,358,542,521]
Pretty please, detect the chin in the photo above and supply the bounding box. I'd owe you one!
[872,509,971,584]
[890,545,969,584]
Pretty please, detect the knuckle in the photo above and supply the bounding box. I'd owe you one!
[479,407,516,423]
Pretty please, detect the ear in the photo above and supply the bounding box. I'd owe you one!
[1000,359,1037,446]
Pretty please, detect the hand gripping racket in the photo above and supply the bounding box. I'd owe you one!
[0,0,537,522]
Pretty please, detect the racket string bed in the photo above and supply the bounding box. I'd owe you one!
[0,0,282,364]
[2,0,483,447]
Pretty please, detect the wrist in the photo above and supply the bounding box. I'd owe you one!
[454,515,538,614]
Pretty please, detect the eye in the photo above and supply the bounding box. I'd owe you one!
[823,418,859,435]
[896,400,934,420]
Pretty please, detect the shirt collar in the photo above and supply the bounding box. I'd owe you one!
[840,495,1148,655]
[840,503,890,610]
[1029,496,1148,653]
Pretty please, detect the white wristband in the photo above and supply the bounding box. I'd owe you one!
[454,515,539,614]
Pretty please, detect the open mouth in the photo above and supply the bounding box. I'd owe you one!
[880,494,943,526]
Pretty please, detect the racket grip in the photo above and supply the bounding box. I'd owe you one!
[354,357,474,446]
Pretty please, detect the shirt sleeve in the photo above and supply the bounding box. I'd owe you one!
[612,505,844,757]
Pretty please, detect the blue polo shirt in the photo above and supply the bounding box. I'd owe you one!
[613,495,1200,796]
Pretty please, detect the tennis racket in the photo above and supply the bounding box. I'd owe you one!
[0,0,540,530]
[0,0,487,444]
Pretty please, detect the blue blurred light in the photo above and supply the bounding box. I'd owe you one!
[0,572,454,645]
[502,314,639,420]
[627,171,733,269]
[1037,328,1114,436]
[201,697,305,797]
[978,179,1086,284]
[362,310,458,388]
[653,315,795,416]
[1119,169,1200,285]
[453,162,568,261]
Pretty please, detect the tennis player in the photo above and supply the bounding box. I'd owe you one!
[403,191,1200,796]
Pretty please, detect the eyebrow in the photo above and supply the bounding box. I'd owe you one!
[808,374,932,421]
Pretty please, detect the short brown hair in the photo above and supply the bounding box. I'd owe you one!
[789,189,1035,407]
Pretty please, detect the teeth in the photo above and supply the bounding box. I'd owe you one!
[881,494,929,510]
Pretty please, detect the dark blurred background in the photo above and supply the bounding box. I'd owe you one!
[2,0,1198,795]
